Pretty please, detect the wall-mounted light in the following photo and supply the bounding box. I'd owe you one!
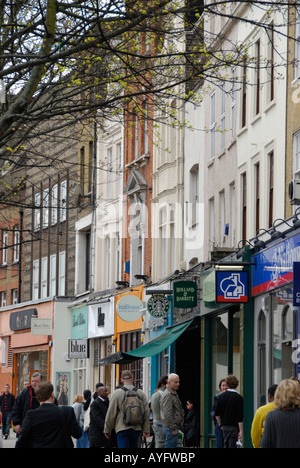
[134,274,149,283]
[270,219,292,241]
[235,240,254,259]
[115,281,129,289]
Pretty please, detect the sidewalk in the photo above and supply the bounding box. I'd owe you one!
[1,432,17,449]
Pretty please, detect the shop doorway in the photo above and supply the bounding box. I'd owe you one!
[174,321,201,416]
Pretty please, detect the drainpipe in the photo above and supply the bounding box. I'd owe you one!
[18,208,23,304]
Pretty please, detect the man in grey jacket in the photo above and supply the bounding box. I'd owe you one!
[161,373,184,448]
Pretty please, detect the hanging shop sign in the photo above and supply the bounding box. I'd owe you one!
[68,339,89,359]
[216,271,249,303]
[252,232,300,296]
[147,295,170,318]
[31,318,52,335]
[116,295,143,322]
[173,281,197,308]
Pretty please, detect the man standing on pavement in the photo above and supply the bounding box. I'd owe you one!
[151,375,168,448]
[12,372,43,436]
[0,384,15,439]
[161,373,184,449]
[89,386,114,448]
[215,375,243,448]
[104,370,150,448]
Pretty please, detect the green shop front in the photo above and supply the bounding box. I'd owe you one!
[200,265,254,448]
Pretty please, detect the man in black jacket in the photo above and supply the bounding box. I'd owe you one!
[12,372,43,436]
[15,381,82,448]
[89,386,114,448]
[215,375,243,448]
[0,384,15,439]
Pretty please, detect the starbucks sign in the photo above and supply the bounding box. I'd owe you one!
[147,295,170,318]
[173,281,197,308]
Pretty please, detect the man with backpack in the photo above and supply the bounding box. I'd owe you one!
[104,370,150,448]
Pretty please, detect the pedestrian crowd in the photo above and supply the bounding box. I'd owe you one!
[3,369,300,448]
[0,370,199,448]
[211,374,300,448]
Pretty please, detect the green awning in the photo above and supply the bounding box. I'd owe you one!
[99,319,193,366]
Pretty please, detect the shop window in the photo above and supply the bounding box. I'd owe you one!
[257,310,267,405]
[119,331,142,388]
[272,290,295,384]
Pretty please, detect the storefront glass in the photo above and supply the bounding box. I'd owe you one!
[17,351,48,394]
[212,314,228,403]
[272,288,295,383]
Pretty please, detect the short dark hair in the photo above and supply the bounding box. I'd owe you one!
[35,381,53,402]
[225,375,239,389]
[268,384,278,398]
[156,375,168,389]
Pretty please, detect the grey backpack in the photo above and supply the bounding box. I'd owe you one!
[120,387,145,425]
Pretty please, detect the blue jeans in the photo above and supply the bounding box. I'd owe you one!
[117,429,141,448]
[1,412,11,436]
[163,427,178,448]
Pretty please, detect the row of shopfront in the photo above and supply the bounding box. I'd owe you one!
[0,225,300,447]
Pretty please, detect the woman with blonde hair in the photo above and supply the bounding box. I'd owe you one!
[261,379,300,448]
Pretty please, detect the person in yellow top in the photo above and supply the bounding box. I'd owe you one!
[251,384,278,448]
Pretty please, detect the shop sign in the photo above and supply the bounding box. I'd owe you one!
[252,233,300,296]
[68,339,89,359]
[31,318,52,335]
[71,306,88,339]
[10,308,37,331]
[173,281,197,308]
[293,262,300,307]
[147,295,170,317]
[116,295,143,322]
[216,271,248,303]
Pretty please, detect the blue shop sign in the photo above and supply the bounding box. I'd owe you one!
[252,232,300,296]
[216,271,249,303]
[293,262,300,307]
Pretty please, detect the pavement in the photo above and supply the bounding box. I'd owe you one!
[1,431,17,449]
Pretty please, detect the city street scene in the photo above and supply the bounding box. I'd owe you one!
[1,0,300,451]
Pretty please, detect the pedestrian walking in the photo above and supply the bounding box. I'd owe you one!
[151,375,168,448]
[15,381,82,448]
[12,372,43,436]
[160,373,184,449]
[261,379,300,448]
[251,384,277,448]
[72,394,89,448]
[89,386,115,448]
[0,384,15,439]
[214,375,243,448]
[211,378,228,448]
[183,399,199,447]
[104,370,150,448]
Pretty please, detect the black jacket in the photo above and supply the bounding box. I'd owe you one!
[0,392,15,413]
[89,397,114,448]
[12,387,40,427]
[15,403,82,448]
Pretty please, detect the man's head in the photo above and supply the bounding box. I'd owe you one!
[168,373,180,392]
[35,381,55,404]
[4,384,10,394]
[31,373,43,389]
[225,375,239,389]
[268,384,278,402]
[97,386,108,399]
[121,370,133,385]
